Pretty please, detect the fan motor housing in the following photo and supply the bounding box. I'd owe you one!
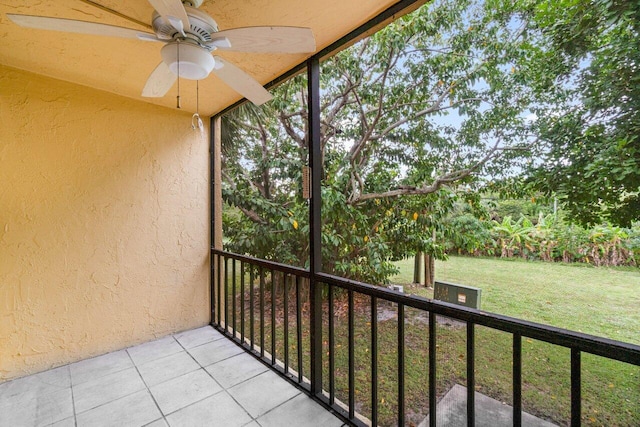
[152,6,218,44]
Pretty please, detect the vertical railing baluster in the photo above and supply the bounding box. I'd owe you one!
[224,257,229,332]
[429,311,436,427]
[208,252,634,427]
[250,265,255,350]
[216,254,221,326]
[296,275,303,383]
[214,251,218,324]
[271,270,277,365]
[571,348,581,427]
[232,259,237,336]
[398,303,405,427]
[284,274,290,374]
[260,267,265,358]
[348,289,355,420]
[513,333,522,427]
[240,262,245,343]
[328,285,335,405]
[466,322,475,427]
[310,278,323,395]
[371,296,378,427]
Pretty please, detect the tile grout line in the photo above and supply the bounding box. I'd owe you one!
[250,391,302,422]
[70,361,155,417]
[219,389,258,423]
[144,331,235,424]
[128,340,184,368]
[194,328,337,425]
[200,350,249,368]
[174,331,258,424]
[125,346,168,426]
[173,332,226,387]
[175,331,248,378]
[69,351,133,388]
[220,366,269,390]
[185,337,238,354]
[224,369,306,424]
[68,365,78,427]
[141,333,246,422]
[208,329,343,426]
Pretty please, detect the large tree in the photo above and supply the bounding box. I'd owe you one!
[525,0,640,226]
[220,0,584,283]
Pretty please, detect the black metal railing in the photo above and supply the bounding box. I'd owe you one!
[211,248,640,426]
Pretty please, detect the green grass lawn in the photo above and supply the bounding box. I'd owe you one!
[224,256,639,426]
[387,256,640,426]
[391,256,640,344]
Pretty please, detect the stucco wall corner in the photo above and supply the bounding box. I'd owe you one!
[0,65,211,381]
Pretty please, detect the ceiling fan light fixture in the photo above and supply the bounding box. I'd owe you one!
[7,0,316,105]
[161,41,214,80]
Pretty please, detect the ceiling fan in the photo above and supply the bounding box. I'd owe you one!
[6,0,316,106]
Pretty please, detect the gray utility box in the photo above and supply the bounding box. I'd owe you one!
[434,281,481,309]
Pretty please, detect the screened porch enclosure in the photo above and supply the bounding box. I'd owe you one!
[209,1,640,425]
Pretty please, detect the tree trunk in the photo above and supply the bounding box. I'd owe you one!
[413,252,423,285]
[423,229,436,287]
[424,253,435,287]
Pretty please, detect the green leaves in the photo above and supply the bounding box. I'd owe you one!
[220,0,639,284]
[525,0,640,226]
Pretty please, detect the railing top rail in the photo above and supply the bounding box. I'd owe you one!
[212,248,311,278]
[212,248,640,366]
[319,272,640,365]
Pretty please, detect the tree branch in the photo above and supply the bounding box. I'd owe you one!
[349,138,504,204]
[237,206,268,225]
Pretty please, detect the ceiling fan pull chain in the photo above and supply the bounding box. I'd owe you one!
[176,39,181,109]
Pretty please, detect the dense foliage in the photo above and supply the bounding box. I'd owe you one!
[221,0,639,283]
[445,201,640,266]
[524,0,640,226]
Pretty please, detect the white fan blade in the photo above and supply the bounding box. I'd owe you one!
[208,27,316,53]
[147,0,189,34]
[212,56,273,105]
[142,62,177,97]
[7,14,154,40]
[137,33,163,42]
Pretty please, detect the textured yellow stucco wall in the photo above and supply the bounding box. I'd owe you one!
[0,65,210,381]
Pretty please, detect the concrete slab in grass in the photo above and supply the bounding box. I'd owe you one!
[419,384,557,427]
